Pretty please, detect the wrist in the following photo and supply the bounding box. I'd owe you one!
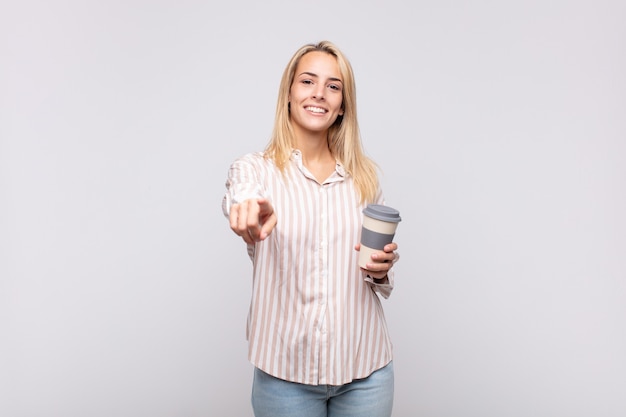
[367,274,388,284]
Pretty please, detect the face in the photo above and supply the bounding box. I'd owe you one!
[288,51,344,138]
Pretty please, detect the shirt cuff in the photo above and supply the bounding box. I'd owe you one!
[222,185,266,216]
[364,270,394,299]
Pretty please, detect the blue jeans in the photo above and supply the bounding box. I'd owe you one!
[251,362,394,417]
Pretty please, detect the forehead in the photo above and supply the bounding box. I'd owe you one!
[295,51,342,79]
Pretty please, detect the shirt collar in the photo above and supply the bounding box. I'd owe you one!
[291,149,346,181]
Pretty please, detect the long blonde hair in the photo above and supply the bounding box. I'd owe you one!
[264,41,379,204]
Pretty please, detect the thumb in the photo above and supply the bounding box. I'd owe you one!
[259,212,277,240]
[257,199,275,218]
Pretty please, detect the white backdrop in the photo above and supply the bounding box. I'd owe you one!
[1,1,625,416]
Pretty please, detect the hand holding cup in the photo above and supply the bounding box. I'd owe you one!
[358,204,401,270]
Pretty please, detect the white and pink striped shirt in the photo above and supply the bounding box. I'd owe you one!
[222,150,394,386]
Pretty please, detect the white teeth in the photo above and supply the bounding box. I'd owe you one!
[305,106,326,113]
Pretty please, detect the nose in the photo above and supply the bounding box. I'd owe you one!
[312,85,325,100]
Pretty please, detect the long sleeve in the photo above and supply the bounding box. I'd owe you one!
[222,152,268,217]
[222,152,268,260]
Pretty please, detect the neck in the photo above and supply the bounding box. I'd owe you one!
[293,131,336,183]
[294,131,332,162]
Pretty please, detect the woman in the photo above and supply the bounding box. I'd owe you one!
[222,40,399,417]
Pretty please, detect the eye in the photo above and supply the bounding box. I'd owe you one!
[328,83,342,91]
[301,79,313,85]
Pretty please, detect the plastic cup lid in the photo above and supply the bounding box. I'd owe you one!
[363,204,401,222]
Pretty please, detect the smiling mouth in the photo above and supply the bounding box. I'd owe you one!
[305,106,327,114]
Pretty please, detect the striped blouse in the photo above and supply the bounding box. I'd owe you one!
[222,150,394,386]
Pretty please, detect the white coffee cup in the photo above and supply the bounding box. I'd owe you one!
[358,204,401,269]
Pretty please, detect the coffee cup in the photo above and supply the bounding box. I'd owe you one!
[358,204,401,269]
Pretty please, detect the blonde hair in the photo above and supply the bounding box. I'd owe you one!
[264,40,379,204]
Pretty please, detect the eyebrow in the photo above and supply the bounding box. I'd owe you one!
[298,71,343,83]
